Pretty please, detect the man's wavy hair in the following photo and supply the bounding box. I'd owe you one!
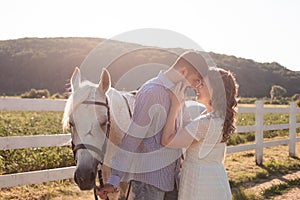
[207,67,239,142]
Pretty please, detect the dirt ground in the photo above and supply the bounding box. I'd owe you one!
[246,170,300,200]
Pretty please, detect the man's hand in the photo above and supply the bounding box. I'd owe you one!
[169,81,188,107]
[96,184,116,199]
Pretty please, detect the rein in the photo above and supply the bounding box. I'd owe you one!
[70,94,133,200]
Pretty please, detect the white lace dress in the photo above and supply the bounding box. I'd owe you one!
[178,113,232,200]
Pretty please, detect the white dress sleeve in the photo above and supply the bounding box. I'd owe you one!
[184,114,210,141]
[185,114,224,159]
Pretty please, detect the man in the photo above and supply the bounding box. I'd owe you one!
[97,51,209,200]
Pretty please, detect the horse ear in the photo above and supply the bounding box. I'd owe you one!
[71,67,81,91]
[99,68,111,93]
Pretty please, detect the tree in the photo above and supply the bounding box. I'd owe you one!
[21,89,50,98]
[270,85,287,100]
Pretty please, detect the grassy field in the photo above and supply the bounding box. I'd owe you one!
[226,143,300,199]
[1,144,299,200]
[0,110,300,199]
[0,111,74,175]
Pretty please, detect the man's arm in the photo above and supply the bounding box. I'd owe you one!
[105,86,170,189]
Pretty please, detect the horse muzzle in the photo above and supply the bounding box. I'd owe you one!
[74,169,96,190]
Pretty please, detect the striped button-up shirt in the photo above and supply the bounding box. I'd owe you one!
[107,71,186,191]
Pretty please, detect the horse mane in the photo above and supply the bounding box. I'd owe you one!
[62,80,97,131]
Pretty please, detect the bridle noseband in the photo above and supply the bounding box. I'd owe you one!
[70,98,111,200]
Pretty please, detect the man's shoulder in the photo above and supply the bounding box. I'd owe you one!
[138,81,168,97]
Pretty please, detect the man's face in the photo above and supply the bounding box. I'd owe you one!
[185,72,202,89]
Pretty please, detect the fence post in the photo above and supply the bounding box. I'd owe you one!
[289,102,296,157]
[255,101,264,165]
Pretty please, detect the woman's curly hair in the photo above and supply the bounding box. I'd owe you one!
[207,67,238,142]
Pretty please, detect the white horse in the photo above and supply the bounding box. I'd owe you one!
[62,67,134,199]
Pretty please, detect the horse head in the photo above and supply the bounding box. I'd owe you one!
[63,67,111,190]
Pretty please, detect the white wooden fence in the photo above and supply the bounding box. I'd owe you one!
[0,98,299,188]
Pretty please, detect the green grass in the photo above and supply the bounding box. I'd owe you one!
[0,110,299,174]
[0,147,74,175]
[0,110,300,199]
[0,111,63,137]
[226,146,300,186]
[0,111,73,175]
[232,186,261,200]
[225,143,300,199]
[262,179,300,199]
[227,112,300,145]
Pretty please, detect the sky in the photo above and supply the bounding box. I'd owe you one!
[0,0,299,71]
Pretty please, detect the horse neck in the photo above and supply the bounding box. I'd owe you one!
[106,88,134,145]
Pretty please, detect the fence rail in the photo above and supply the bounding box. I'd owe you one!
[0,98,299,188]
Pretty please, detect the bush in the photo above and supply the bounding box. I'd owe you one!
[62,92,70,99]
[51,93,64,99]
[270,99,282,105]
[246,132,255,141]
[237,97,257,104]
[296,99,300,108]
[264,130,279,138]
[21,89,50,98]
[292,93,300,101]
[227,134,247,146]
[270,98,290,105]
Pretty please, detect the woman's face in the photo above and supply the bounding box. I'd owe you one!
[196,76,211,105]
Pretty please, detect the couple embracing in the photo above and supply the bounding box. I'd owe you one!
[97,51,238,200]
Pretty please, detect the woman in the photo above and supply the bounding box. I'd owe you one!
[161,67,238,199]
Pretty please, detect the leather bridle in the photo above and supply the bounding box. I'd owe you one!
[71,98,111,162]
[69,95,133,200]
[69,98,110,200]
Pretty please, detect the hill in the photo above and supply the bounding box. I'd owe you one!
[0,37,299,97]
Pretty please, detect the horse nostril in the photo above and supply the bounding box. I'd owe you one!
[75,171,87,184]
[79,175,86,183]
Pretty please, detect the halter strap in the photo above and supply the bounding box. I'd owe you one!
[72,144,105,160]
[83,98,111,138]
[121,94,133,118]
[70,97,110,200]
[82,100,109,108]
[70,95,133,200]
[71,97,111,159]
